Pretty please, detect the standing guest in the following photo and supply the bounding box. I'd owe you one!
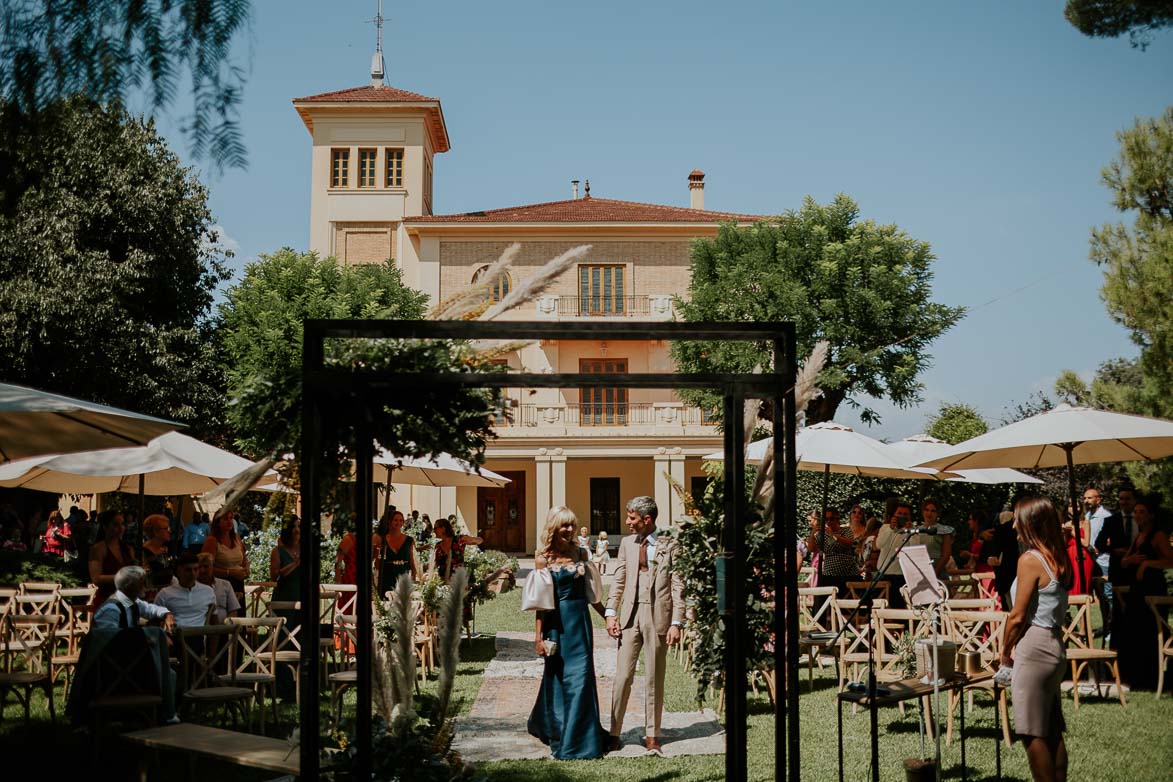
[958,509,996,574]
[1081,486,1112,620]
[201,510,249,593]
[140,514,176,593]
[989,510,1022,610]
[154,554,217,627]
[807,509,857,597]
[29,509,48,553]
[592,531,611,574]
[577,526,592,555]
[860,517,883,577]
[375,510,420,595]
[123,512,140,551]
[89,511,136,610]
[183,512,210,554]
[912,498,953,577]
[270,518,301,603]
[874,500,914,608]
[41,510,73,558]
[430,516,482,584]
[197,553,241,622]
[335,515,358,588]
[419,514,433,541]
[846,507,869,573]
[1094,487,1138,641]
[1060,510,1094,596]
[410,509,420,526]
[999,497,1072,782]
[1116,497,1173,689]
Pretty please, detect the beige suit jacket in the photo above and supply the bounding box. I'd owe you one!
[606,532,685,635]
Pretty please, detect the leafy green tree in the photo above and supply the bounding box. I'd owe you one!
[220,249,430,459]
[926,402,988,445]
[0,97,230,436]
[1,0,251,169]
[1065,0,1173,49]
[672,195,964,425]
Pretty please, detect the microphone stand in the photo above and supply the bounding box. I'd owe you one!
[818,527,922,782]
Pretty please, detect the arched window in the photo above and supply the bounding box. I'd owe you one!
[471,265,512,302]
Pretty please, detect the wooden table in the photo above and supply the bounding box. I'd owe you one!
[123,723,299,780]
[836,672,1001,782]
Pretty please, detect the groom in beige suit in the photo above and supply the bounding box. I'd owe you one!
[605,496,685,753]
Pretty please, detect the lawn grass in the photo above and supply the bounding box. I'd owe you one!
[6,586,1173,780]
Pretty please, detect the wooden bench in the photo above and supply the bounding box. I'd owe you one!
[123,723,299,780]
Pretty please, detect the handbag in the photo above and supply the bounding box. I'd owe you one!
[583,561,603,604]
[521,567,555,611]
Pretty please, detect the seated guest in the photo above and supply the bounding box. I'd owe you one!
[154,554,217,627]
[93,565,176,632]
[141,513,175,594]
[197,552,241,622]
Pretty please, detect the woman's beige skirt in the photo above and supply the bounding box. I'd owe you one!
[1011,625,1066,740]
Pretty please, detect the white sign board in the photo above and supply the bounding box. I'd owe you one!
[898,544,946,606]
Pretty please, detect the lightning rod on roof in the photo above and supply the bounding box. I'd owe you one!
[369,0,386,87]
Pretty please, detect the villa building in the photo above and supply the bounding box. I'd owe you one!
[293,62,761,553]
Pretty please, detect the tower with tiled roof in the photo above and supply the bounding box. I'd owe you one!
[292,19,449,265]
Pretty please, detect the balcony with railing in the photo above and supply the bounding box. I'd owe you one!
[495,402,717,437]
[535,294,676,320]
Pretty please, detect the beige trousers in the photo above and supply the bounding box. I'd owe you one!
[610,601,667,738]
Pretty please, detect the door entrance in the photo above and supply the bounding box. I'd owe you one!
[476,470,526,552]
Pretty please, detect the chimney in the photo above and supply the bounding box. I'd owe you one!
[571,179,580,199]
[688,169,705,210]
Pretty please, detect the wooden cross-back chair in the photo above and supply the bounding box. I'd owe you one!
[973,572,999,605]
[1147,596,1173,700]
[942,609,1011,746]
[51,586,97,697]
[846,581,890,603]
[176,624,254,729]
[1063,594,1126,708]
[11,590,59,618]
[225,616,283,732]
[944,575,978,599]
[319,589,341,677]
[88,627,166,731]
[797,586,839,690]
[268,600,304,704]
[2,605,58,669]
[247,582,276,618]
[831,597,888,694]
[946,598,998,612]
[0,613,60,725]
[329,614,359,727]
[872,607,933,683]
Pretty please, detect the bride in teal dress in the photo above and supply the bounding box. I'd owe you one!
[526,506,608,760]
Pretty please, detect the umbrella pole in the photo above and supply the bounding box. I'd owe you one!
[818,464,830,579]
[1065,444,1086,594]
[137,474,145,555]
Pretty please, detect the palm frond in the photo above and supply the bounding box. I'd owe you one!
[197,454,276,515]
[434,567,468,721]
[388,573,417,726]
[795,340,829,418]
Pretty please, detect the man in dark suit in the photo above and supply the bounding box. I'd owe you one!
[1093,487,1137,639]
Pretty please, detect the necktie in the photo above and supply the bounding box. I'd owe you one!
[1125,514,1134,542]
[638,536,649,572]
[130,602,140,627]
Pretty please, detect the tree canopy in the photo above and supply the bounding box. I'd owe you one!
[1065,0,1173,49]
[671,195,964,425]
[0,97,230,436]
[926,402,988,445]
[1,0,251,170]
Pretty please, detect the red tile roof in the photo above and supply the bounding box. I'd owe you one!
[293,85,438,103]
[409,196,764,224]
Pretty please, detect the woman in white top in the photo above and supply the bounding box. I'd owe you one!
[1000,496,1072,782]
[592,531,611,574]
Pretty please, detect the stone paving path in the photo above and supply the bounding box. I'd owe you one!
[454,630,725,762]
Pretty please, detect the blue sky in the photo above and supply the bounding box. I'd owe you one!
[157,1,1170,440]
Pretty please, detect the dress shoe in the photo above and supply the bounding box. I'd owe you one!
[606,735,623,753]
[643,736,663,753]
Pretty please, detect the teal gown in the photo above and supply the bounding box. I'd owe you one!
[527,565,608,759]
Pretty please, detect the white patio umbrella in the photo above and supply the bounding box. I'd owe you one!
[0,382,178,463]
[914,403,1173,592]
[371,451,510,513]
[705,421,951,577]
[886,434,1043,486]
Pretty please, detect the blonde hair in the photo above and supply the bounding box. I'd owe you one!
[598,531,608,540]
[196,552,214,568]
[540,506,578,556]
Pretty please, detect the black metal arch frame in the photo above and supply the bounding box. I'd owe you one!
[299,320,800,781]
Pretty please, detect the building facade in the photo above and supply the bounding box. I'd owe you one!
[294,75,760,553]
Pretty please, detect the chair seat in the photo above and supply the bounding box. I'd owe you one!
[274,651,301,663]
[52,653,80,665]
[1068,649,1117,661]
[329,670,357,684]
[93,694,164,709]
[183,686,253,701]
[226,672,275,685]
[0,671,50,685]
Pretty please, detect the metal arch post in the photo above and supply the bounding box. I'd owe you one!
[723,387,748,782]
[777,332,800,781]
[354,433,375,780]
[299,326,324,779]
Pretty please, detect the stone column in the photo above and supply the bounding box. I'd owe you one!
[535,452,552,523]
[653,447,687,527]
[550,451,567,509]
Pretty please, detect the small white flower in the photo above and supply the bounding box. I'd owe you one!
[575,563,586,577]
